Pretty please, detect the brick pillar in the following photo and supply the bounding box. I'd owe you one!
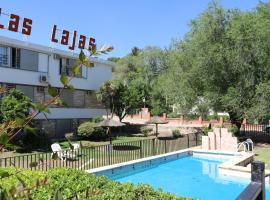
[242,118,247,125]
[162,113,167,120]
[219,117,224,125]
[180,115,184,125]
[198,116,203,124]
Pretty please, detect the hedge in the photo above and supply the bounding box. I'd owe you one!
[0,168,191,200]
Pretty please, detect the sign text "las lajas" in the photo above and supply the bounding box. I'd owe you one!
[0,8,96,51]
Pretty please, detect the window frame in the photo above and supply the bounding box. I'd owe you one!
[0,45,9,67]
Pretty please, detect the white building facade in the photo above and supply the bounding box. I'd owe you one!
[0,36,114,138]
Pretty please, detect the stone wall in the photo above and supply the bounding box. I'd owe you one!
[202,128,238,152]
[73,90,85,107]
[84,91,104,108]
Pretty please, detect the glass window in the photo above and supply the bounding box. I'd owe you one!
[0,46,8,66]
[11,48,20,68]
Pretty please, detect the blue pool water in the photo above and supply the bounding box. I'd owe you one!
[98,154,270,200]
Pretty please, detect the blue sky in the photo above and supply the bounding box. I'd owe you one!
[0,0,263,59]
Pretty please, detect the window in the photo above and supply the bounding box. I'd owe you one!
[0,46,8,66]
[59,57,82,77]
[86,90,93,95]
[11,48,20,68]
[37,86,45,93]
[6,84,16,91]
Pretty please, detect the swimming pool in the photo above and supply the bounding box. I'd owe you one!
[93,152,270,199]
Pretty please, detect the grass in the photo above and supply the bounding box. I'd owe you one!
[0,136,193,171]
[59,136,154,149]
[254,146,270,170]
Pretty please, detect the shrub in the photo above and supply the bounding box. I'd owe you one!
[0,168,190,200]
[172,129,182,138]
[213,124,225,128]
[229,124,239,136]
[77,122,107,139]
[140,126,153,137]
[91,116,104,123]
[78,121,96,137]
[201,125,213,136]
[167,112,180,118]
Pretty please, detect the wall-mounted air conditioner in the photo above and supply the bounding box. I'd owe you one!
[39,75,48,83]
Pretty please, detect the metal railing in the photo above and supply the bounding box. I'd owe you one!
[240,124,270,142]
[0,133,201,171]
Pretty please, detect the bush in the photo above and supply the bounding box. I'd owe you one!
[0,168,189,200]
[201,125,213,136]
[167,112,181,118]
[229,124,239,136]
[172,129,182,138]
[213,124,225,128]
[90,116,104,123]
[140,126,153,137]
[77,122,107,139]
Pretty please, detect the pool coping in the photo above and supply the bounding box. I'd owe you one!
[86,148,247,175]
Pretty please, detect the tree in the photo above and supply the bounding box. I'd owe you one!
[97,79,145,121]
[1,89,31,123]
[161,2,270,125]
[107,57,121,63]
[246,81,270,123]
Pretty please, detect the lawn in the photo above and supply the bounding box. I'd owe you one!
[254,145,270,170]
[59,136,154,149]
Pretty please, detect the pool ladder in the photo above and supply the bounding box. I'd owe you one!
[237,139,253,153]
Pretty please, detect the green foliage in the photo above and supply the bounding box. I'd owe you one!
[172,129,182,138]
[48,85,58,97]
[213,124,224,128]
[228,124,239,136]
[140,126,153,137]
[0,89,31,123]
[201,125,213,136]
[0,168,189,200]
[167,112,181,118]
[107,57,121,63]
[246,81,270,123]
[97,80,145,121]
[77,122,106,139]
[90,116,104,123]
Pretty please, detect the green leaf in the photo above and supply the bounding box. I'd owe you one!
[67,85,75,91]
[48,85,58,97]
[79,50,86,62]
[0,171,10,179]
[15,117,24,127]
[53,189,64,200]
[16,175,27,188]
[0,187,8,200]
[0,133,9,147]
[29,161,38,168]
[72,64,81,76]
[60,74,68,86]
[33,103,49,113]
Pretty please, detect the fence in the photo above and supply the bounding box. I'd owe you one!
[240,124,270,142]
[0,133,201,171]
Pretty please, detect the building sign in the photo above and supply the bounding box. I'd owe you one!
[0,8,33,36]
[50,25,96,51]
[0,8,96,51]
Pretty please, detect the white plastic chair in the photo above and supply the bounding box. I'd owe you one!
[51,143,76,160]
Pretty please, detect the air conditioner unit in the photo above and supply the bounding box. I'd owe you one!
[53,54,61,60]
[40,75,48,83]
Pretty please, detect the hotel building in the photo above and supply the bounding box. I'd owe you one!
[0,36,114,139]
